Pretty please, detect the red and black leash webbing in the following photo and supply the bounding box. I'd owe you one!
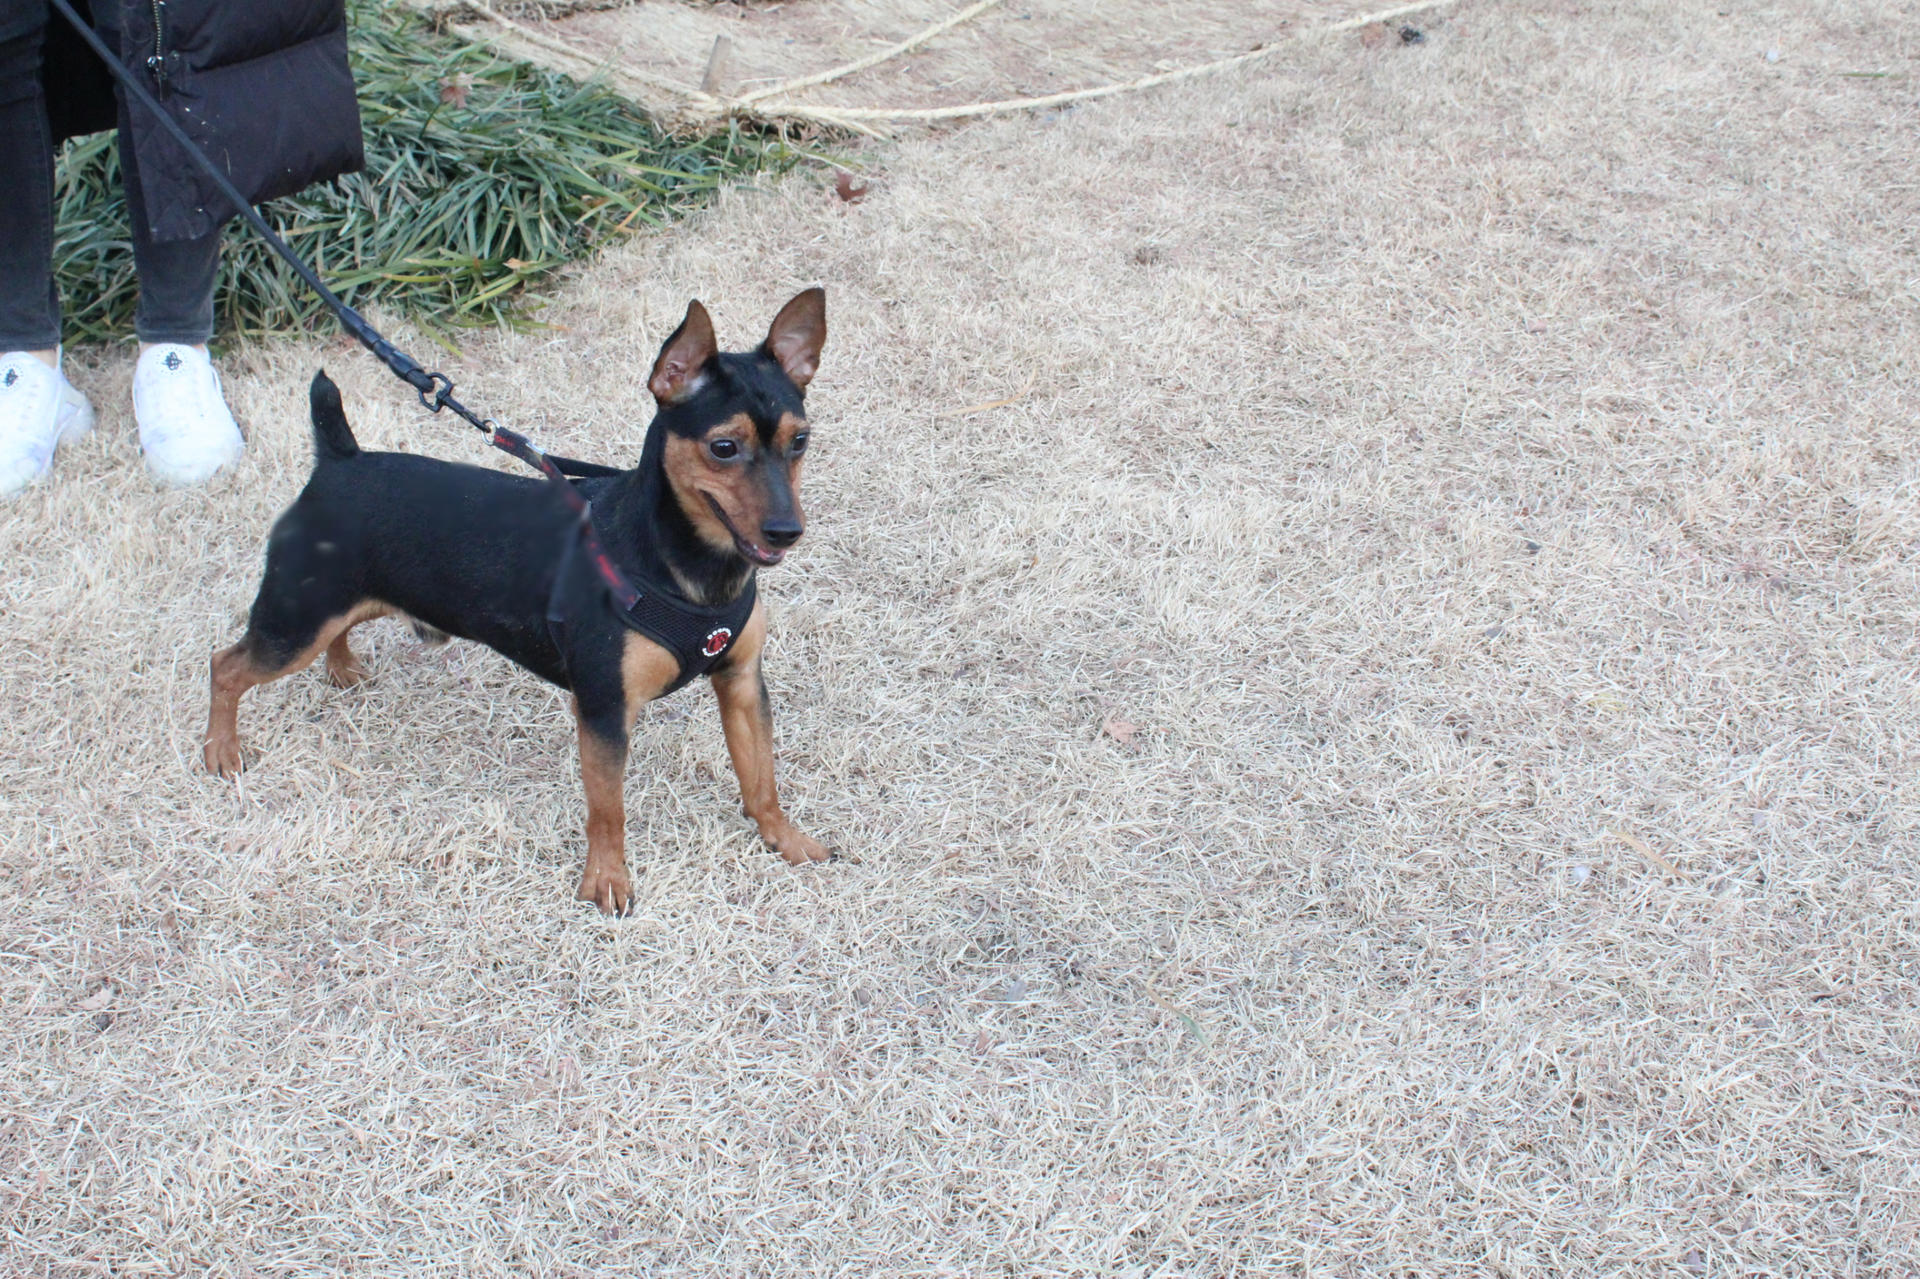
[49,0,644,614]
[487,425,640,611]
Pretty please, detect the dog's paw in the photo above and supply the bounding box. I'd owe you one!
[768,826,833,867]
[204,735,244,779]
[327,655,371,689]
[576,859,633,916]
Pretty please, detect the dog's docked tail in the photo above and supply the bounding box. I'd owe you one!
[309,369,360,463]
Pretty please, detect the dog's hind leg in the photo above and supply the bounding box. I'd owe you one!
[205,598,391,777]
[324,622,373,689]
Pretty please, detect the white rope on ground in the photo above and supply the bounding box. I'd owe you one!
[1321,0,1463,32]
[458,0,721,107]
[736,0,1009,106]
[741,0,1466,126]
[442,0,1464,135]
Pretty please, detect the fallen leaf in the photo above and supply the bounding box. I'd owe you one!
[504,258,531,271]
[77,986,112,1012]
[439,74,473,108]
[1101,715,1137,746]
[834,170,870,203]
[1359,21,1391,48]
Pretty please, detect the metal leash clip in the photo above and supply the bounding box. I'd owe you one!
[417,371,457,414]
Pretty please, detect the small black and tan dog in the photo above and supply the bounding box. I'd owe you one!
[203,289,832,913]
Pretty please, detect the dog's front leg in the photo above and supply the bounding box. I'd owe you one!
[711,654,830,866]
[574,710,633,914]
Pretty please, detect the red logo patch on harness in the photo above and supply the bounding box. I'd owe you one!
[702,628,733,658]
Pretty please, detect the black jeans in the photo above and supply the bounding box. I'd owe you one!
[0,18,220,350]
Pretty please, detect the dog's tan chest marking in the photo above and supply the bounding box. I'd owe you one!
[620,629,685,728]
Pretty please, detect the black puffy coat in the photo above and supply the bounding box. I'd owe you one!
[6,0,363,242]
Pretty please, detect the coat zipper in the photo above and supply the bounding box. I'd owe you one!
[145,1,170,96]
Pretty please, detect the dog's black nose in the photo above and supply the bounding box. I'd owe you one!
[762,520,803,549]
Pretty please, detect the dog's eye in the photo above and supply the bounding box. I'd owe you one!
[790,433,809,456]
[708,438,740,461]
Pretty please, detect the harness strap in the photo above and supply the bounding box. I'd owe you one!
[534,458,757,688]
[547,454,625,479]
[486,425,640,611]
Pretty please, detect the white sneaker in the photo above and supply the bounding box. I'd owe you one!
[0,349,94,499]
[134,343,244,487]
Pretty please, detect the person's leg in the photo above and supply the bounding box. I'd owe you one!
[110,36,221,349]
[104,19,244,485]
[0,25,63,365]
[0,22,95,498]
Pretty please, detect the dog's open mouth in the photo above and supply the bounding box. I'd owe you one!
[704,494,788,566]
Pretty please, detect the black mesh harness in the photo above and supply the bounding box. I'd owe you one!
[543,457,756,695]
[615,572,756,695]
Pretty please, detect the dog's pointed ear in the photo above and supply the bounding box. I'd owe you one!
[762,287,826,391]
[649,299,718,404]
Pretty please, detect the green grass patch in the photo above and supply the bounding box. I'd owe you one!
[52,0,798,344]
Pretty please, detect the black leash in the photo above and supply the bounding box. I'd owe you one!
[49,0,642,612]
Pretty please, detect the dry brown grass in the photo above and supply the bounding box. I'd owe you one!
[5,1,1919,1273]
